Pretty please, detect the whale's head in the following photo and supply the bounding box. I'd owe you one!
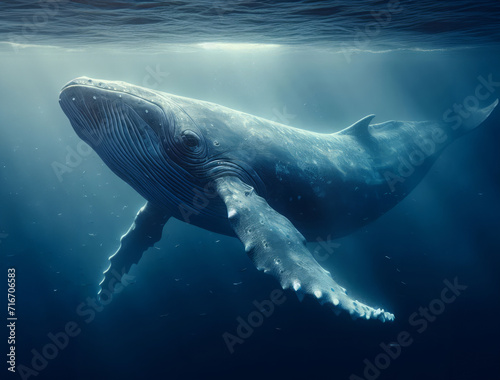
[59,77,236,217]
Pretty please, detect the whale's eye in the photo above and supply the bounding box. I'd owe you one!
[181,130,200,148]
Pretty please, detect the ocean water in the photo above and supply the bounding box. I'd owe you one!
[1,1,500,380]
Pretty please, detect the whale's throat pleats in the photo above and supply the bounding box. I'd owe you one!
[63,96,217,218]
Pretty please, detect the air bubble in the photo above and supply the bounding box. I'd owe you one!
[213,140,220,146]
[93,96,97,100]
[145,110,149,113]
[72,98,75,101]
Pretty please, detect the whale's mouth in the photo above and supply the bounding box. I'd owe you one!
[59,78,187,208]
[59,79,167,146]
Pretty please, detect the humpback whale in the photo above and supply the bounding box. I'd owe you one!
[59,77,497,322]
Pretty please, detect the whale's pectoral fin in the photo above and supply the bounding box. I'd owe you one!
[215,176,394,322]
[98,202,170,299]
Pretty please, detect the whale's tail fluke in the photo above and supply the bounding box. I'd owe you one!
[335,99,498,198]
[460,98,498,132]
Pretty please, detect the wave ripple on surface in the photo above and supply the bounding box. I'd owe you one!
[0,0,499,51]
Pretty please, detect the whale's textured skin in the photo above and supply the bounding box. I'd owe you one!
[59,77,498,322]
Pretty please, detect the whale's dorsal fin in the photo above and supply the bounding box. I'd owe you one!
[335,114,376,138]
